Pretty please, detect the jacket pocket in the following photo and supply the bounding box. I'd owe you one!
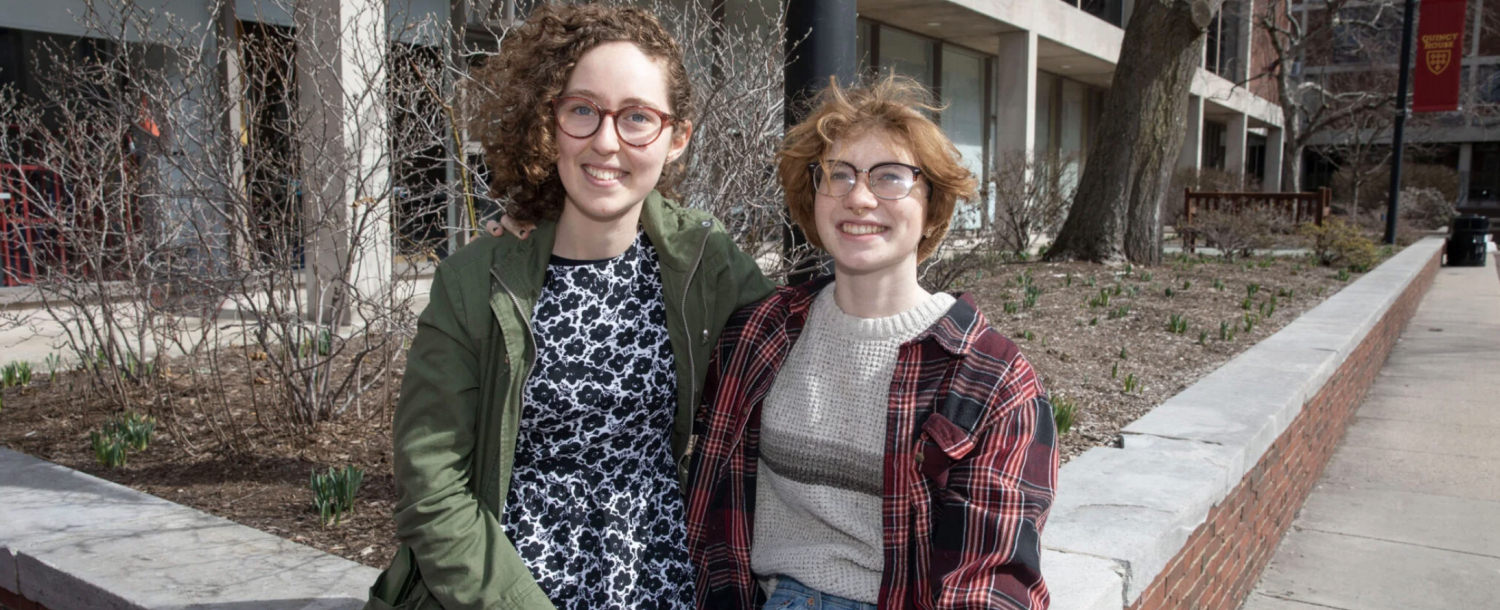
[365,582,431,610]
[918,413,974,491]
[366,543,422,609]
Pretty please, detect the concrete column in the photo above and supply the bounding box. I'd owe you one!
[1458,142,1473,206]
[297,0,391,326]
[993,31,1037,225]
[994,31,1037,157]
[1264,126,1284,193]
[216,3,249,268]
[1226,113,1248,182]
[1178,95,1204,170]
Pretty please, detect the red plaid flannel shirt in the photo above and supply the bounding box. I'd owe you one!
[684,278,1059,610]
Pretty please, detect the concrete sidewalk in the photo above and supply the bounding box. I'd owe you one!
[1240,254,1500,610]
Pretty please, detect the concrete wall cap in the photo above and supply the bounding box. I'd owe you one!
[0,448,378,610]
[1044,549,1126,610]
[1045,238,1444,608]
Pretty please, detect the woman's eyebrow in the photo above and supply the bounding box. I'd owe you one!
[559,90,664,109]
[619,97,665,109]
[560,88,602,101]
[822,159,906,167]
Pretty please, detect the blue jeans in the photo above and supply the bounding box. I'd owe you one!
[762,577,878,610]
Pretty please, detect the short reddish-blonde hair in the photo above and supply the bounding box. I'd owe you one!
[777,75,978,262]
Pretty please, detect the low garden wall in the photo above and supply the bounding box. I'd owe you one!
[1044,237,1445,610]
[0,448,378,610]
[0,238,1444,610]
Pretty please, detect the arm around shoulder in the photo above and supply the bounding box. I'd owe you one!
[710,223,776,310]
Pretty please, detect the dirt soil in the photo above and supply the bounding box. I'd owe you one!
[0,252,1371,570]
[956,254,1369,462]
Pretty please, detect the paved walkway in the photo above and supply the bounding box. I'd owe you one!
[1240,253,1500,610]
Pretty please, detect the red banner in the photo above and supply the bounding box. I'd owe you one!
[1412,0,1468,113]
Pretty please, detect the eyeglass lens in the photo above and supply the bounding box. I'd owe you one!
[814,162,918,199]
[554,98,666,146]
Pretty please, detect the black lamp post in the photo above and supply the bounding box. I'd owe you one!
[1384,0,1418,245]
[784,0,858,284]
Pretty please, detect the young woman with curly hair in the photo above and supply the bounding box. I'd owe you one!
[365,5,773,610]
[683,76,1059,610]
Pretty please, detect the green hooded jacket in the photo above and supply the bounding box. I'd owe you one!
[366,192,775,610]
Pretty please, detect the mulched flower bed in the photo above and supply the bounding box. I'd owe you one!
[956,254,1369,462]
[0,252,1371,570]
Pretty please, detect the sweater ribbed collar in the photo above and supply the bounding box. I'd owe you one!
[809,283,957,343]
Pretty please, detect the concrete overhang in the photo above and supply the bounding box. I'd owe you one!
[1306,123,1500,146]
[1198,70,1285,129]
[860,0,1285,128]
[859,0,1124,87]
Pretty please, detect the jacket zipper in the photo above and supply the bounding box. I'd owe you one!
[681,224,712,404]
[677,223,713,472]
[490,269,537,382]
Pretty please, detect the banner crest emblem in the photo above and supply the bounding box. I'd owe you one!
[1426,49,1452,75]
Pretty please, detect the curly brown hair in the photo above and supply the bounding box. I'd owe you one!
[777,75,978,262]
[479,4,695,223]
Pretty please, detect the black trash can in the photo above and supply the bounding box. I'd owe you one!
[1446,215,1490,267]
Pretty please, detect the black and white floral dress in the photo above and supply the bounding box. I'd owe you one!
[502,232,695,610]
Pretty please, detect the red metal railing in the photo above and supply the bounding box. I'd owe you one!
[1183,187,1332,253]
[0,163,68,286]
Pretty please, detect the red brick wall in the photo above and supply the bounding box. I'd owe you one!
[1249,1,1285,103]
[1127,247,1441,610]
[1,587,46,610]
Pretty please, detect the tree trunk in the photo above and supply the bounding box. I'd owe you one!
[1046,0,1223,265]
[1282,142,1303,192]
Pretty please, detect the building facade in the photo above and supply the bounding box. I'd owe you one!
[1294,0,1499,208]
[1,0,1287,279]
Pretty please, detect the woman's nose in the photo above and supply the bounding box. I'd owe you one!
[845,178,879,213]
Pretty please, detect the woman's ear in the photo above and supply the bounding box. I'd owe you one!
[666,120,693,164]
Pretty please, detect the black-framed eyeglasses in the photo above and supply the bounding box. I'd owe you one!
[809,161,925,200]
[551,96,677,147]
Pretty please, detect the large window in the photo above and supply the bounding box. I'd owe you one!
[1034,71,1106,190]
[859,21,996,228]
[879,27,935,88]
[1204,4,1242,77]
[1056,0,1125,27]
[942,47,988,227]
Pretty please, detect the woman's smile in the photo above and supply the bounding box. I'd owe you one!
[582,164,628,183]
[838,222,888,237]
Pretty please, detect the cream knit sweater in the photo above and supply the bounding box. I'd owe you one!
[752,285,956,602]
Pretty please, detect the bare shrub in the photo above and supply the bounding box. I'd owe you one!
[917,151,1076,292]
[0,0,458,446]
[989,150,1076,255]
[0,8,220,416]
[1399,187,1455,231]
[656,1,811,278]
[1333,162,1460,221]
[1183,208,1289,261]
[0,0,801,450]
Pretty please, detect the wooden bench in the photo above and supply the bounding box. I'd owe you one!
[1183,187,1332,253]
